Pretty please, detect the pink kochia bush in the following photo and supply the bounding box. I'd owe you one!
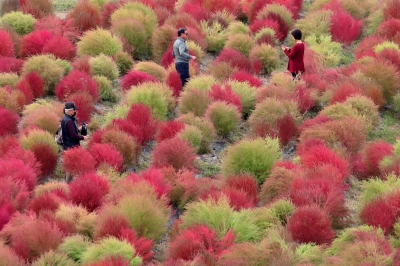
[157,120,185,143]
[127,168,172,199]
[330,11,362,45]
[0,158,37,191]
[119,228,154,262]
[209,84,242,113]
[287,205,335,245]
[0,30,15,57]
[56,70,99,102]
[89,143,124,172]
[125,104,159,145]
[18,72,45,100]
[62,146,96,176]
[19,29,53,58]
[214,48,252,72]
[0,57,24,74]
[121,70,158,92]
[359,198,396,235]
[69,173,111,212]
[151,137,196,171]
[230,71,263,87]
[166,70,183,98]
[0,107,19,137]
[42,36,76,60]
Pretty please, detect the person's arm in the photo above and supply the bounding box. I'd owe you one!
[66,120,84,141]
[178,42,193,60]
[284,44,299,59]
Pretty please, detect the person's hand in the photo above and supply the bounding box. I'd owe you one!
[78,126,82,131]
[191,56,197,61]
[281,45,286,51]
[83,135,89,140]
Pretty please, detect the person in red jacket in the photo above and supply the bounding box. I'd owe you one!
[282,29,305,79]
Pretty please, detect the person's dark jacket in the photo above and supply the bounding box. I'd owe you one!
[61,114,83,150]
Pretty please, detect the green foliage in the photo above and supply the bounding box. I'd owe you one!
[81,237,142,266]
[20,128,59,154]
[305,34,343,68]
[22,54,64,94]
[58,235,91,262]
[198,162,221,177]
[186,41,205,62]
[205,101,240,137]
[225,33,255,56]
[117,194,170,241]
[151,24,175,62]
[32,250,77,266]
[254,28,278,45]
[177,125,203,153]
[358,175,400,209]
[227,21,249,35]
[178,88,211,117]
[295,10,331,39]
[368,112,398,143]
[0,73,19,88]
[221,137,281,185]
[201,20,228,52]
[1,11,36,35]
[227,81,257,117]
[133,61,166,82]
[374,41,400,54]
[113,51,133,76]
[257,4,294,29]
[94,75,118,103]
[90,0,106,9]
[125,82,173,120]
[77,28,123,57]
[294,244,324,265]
[89,54,119,81]
[53,0,77,12]
[184,74,217,92]
[268,199,295,225]
[249,44,279,73]
[366,9,383,36]
[55,59,71,75]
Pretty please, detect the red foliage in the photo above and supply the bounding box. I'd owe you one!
[0,203,15,231]
[21,72,45,99]
[154,7,170,26]
[71,56,92,75]
[287,205,335,244]
[0,30,15,57]
[247,0,274,22]
[88,256,130,266]
[157,120,185,143]
[126,104,158,145]
[360,198,396,235]
[56,70,99,102]
[214,48,252,72]
[293,84,315,113]
[27,192,64,214]
[201,186,257,210]
[300,115,332,132]
[184,26,207,50]
[19,29,53,58]
[120,70,159,92]
[0,108,19,137]
[253,115,299,146]
[377,18,400,39]
[0,159,37,191]
[119,229,154,262]
[151,137,196,171]
[160,47,174,68]
[329,83,364,104]
[383,0,400,20]
[354,35,385,60]
[230,71,263,87]
[34,16,80,42]
[0,177,30,211]
[89,143,123,171]
[137,168,172,198]
[101,1,122,28]
[21,0,53,19]
[378,48,400,72]
[167,225,235,263]
[67,0,101,32]
[69,173,111,212]
[209,84,242,112]
[66,92,95,123]
[166,70,183,98]
[0,57,24,74]
[180,2,210,22]
[263,12,289,42]
[330,11,362,45]
[42,36,76,60]
[110,119,143,144]
[94,211,130,240]
[249,18,279,35]
[62,146,96,176]
[356,140,394,178]
[16,77,33,104]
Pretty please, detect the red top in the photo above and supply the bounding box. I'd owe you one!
[284,43,305,73]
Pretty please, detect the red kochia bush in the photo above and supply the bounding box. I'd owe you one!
[214,48,252,72]
[126,104,158,145]
[0,203,15,231]
[157,120,185,143]
[88,257,130,266]
[201,186,256,210]
[0,159,37,191]
[71,56,92,75]
[101,1,121,28]
[89,143,124,172]
[0,57,24,74]
[34,16,80,41]
[0,108,19,137]
[120,228,154,262]
[27,192,65,214]
[377,18,400,39]
[226,174,259,206]
[151,137,196,171]
[330,11,362,45]
[66,91,95,123]
[230,71,263,87]
[0,30,15,57]
[128,168,172,198]
[356,140,394,178]
[62,146,96,176]
[360,198,396,235]
[67,0,101,32]
[293,85,315,113]
[288,205,335,244]
[209,84,242,113]
[180,2,210,22]
[22,72,45,99]
[56,70,99,102]
[19,29,53,58]
[69,173,111,212]
[166,70,183,98]
[120,70,159,92]
[167,225,235,263]
[111,119,144,144]
[27,143,57,177]
[329,83,363,104]
[249,18,279,35]
[0,177,30,211]
[160,47,174,68]
[42,36,76,60]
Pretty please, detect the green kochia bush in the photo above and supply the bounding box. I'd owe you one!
[58,234,92,262]
[305,34,343,68]
[81,237,142,265]
[89,54,119,81]
[1,11,36,35]
[32,250,77,266]
[94,75,118,102]
[205,101,240,137]
[221,137,281,185]
[77,28,123,57]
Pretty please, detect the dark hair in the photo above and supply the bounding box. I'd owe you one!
[177,28,187,37]
[291,29,302,40]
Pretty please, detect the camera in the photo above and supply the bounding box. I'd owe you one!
[81,122,88,136]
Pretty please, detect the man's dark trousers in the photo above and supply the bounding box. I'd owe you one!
[175,62,189,87]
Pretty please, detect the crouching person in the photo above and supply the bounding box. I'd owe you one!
[61,102,88,183]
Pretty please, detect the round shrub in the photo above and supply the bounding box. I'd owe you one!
[89,54,119,81]
[151,137,196,171]
[66,92,95,123]
[0,30,15,57]
[294,10,331,39]
[20,128,58,154]
[121,70,158,92]
[0,73,19,88]
[202,21,228,53]
[0,86,24,114]
[32,250,77,266]
[67,0,101,32]
[257,4,294,29]
[1,11,36,35]
[205,101,240,137]
[57,234,91,262]
[19,29,53,58]
[178,88,211,117]
[81,237,142,265]
[94,75,117,103]
[42,36,76,60]
[22,54,64,94]
[254,27,278,46]
[227,80,257,117]
[221,137,281,185]
[89,143,123,172]
[184,74,217,92]
[133,61,166,82]
[0,107,19,137]
[77,28,123,57]
[125,82,174,120]
[113,51,133,75]
[249,44,279,74]
[207,62,233,82]
[151,24,175,62]
[20,105,61,134]
[177,125,203,153]
[305,34,343,68]
[56,70,99,102]
[0,57,24,74]
[62,146,96,176]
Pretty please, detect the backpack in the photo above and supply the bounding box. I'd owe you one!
[55,125,63,146]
